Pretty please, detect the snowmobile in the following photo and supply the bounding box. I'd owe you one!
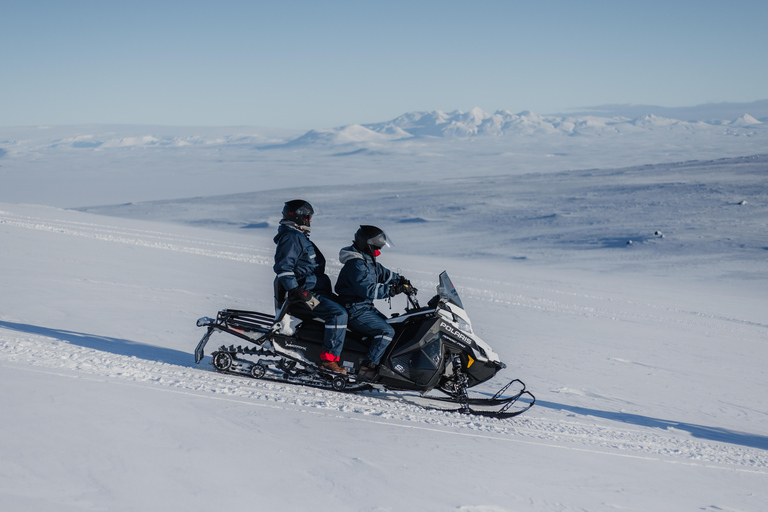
[194,271,534,418]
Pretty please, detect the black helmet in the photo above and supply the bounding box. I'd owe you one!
[282,200,314,228]
[354,225,392,256]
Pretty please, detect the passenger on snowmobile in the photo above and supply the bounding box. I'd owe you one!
[335,225,416,380]
[273,199,348,374]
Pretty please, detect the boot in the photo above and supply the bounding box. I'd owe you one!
[357,360,378,381]
[320,360,347,375]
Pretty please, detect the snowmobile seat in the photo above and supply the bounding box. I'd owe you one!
[291,318,369,353]
[285,305,324,324]
[276,294,370,351]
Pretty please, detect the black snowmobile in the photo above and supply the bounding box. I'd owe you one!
[194,271,534,418]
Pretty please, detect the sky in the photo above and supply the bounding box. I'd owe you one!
[1,0,767,129]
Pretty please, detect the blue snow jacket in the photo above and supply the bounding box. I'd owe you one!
[273,222,333,304]
[335,245,401,307]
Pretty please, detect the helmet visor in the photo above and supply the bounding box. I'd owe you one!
[368,229,393,249]
[294,203,314,219]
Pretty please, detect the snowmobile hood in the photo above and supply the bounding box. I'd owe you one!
[338,245,368,265]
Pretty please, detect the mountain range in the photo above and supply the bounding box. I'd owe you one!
[2,101,765,152]
[285,107,765,146]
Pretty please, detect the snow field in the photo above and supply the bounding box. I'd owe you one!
[2,334,767,471]
[2,200,767,511]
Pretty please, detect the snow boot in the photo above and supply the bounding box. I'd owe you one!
[357,361,378,380]
[320,360,347,375]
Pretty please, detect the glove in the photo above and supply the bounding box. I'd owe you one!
[402,280,417,296]
[288,287,320,310]
[389,278,417,297]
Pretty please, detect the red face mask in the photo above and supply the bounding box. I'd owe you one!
[373,249,381,257]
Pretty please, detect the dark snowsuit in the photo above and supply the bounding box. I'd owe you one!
[335,245,400,365]
[273,221,347,359]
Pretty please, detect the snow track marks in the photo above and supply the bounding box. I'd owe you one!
[0,209,272,265]
[1,331,766,475]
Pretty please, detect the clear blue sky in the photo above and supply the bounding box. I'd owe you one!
[2,0,766,129]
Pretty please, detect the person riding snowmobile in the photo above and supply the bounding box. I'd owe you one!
[273,200,348,374]
[335,225,416,380]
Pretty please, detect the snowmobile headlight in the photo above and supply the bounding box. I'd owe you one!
[455,316,473,335]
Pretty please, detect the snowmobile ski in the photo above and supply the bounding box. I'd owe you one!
[423,380,536,418]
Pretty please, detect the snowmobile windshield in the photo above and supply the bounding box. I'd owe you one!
[436,271,463,309]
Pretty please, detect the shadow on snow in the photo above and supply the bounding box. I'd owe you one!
[534,399,768,452]
[4,320,767,452]
[0,320,194,368]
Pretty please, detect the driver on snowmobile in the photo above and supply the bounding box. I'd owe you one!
[335,225,416,380]
[273,200,348,374]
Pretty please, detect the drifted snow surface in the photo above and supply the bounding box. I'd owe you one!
[1,117,768,511]
[1,199,767,511]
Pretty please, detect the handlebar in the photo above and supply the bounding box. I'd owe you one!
[406,289,420,310]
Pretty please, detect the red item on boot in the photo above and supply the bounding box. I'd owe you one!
[320,351,339,362]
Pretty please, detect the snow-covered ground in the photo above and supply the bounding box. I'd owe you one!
[1,113,767,511]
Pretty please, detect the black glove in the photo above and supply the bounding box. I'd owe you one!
[402,280,417,296]
[288,287,320,310]
[389,278,417,297]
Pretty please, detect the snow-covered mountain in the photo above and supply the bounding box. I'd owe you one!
[0,124,301,152]
[554,98,768,123]
[4,107,766,209]
[285,107,765,145]
[730,113,763,126]
[361,107,596,138]
[282,123,407,146]
[1,103,765,155]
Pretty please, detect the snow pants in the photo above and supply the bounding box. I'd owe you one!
[311,294,348,360]
[346,303,395,365]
